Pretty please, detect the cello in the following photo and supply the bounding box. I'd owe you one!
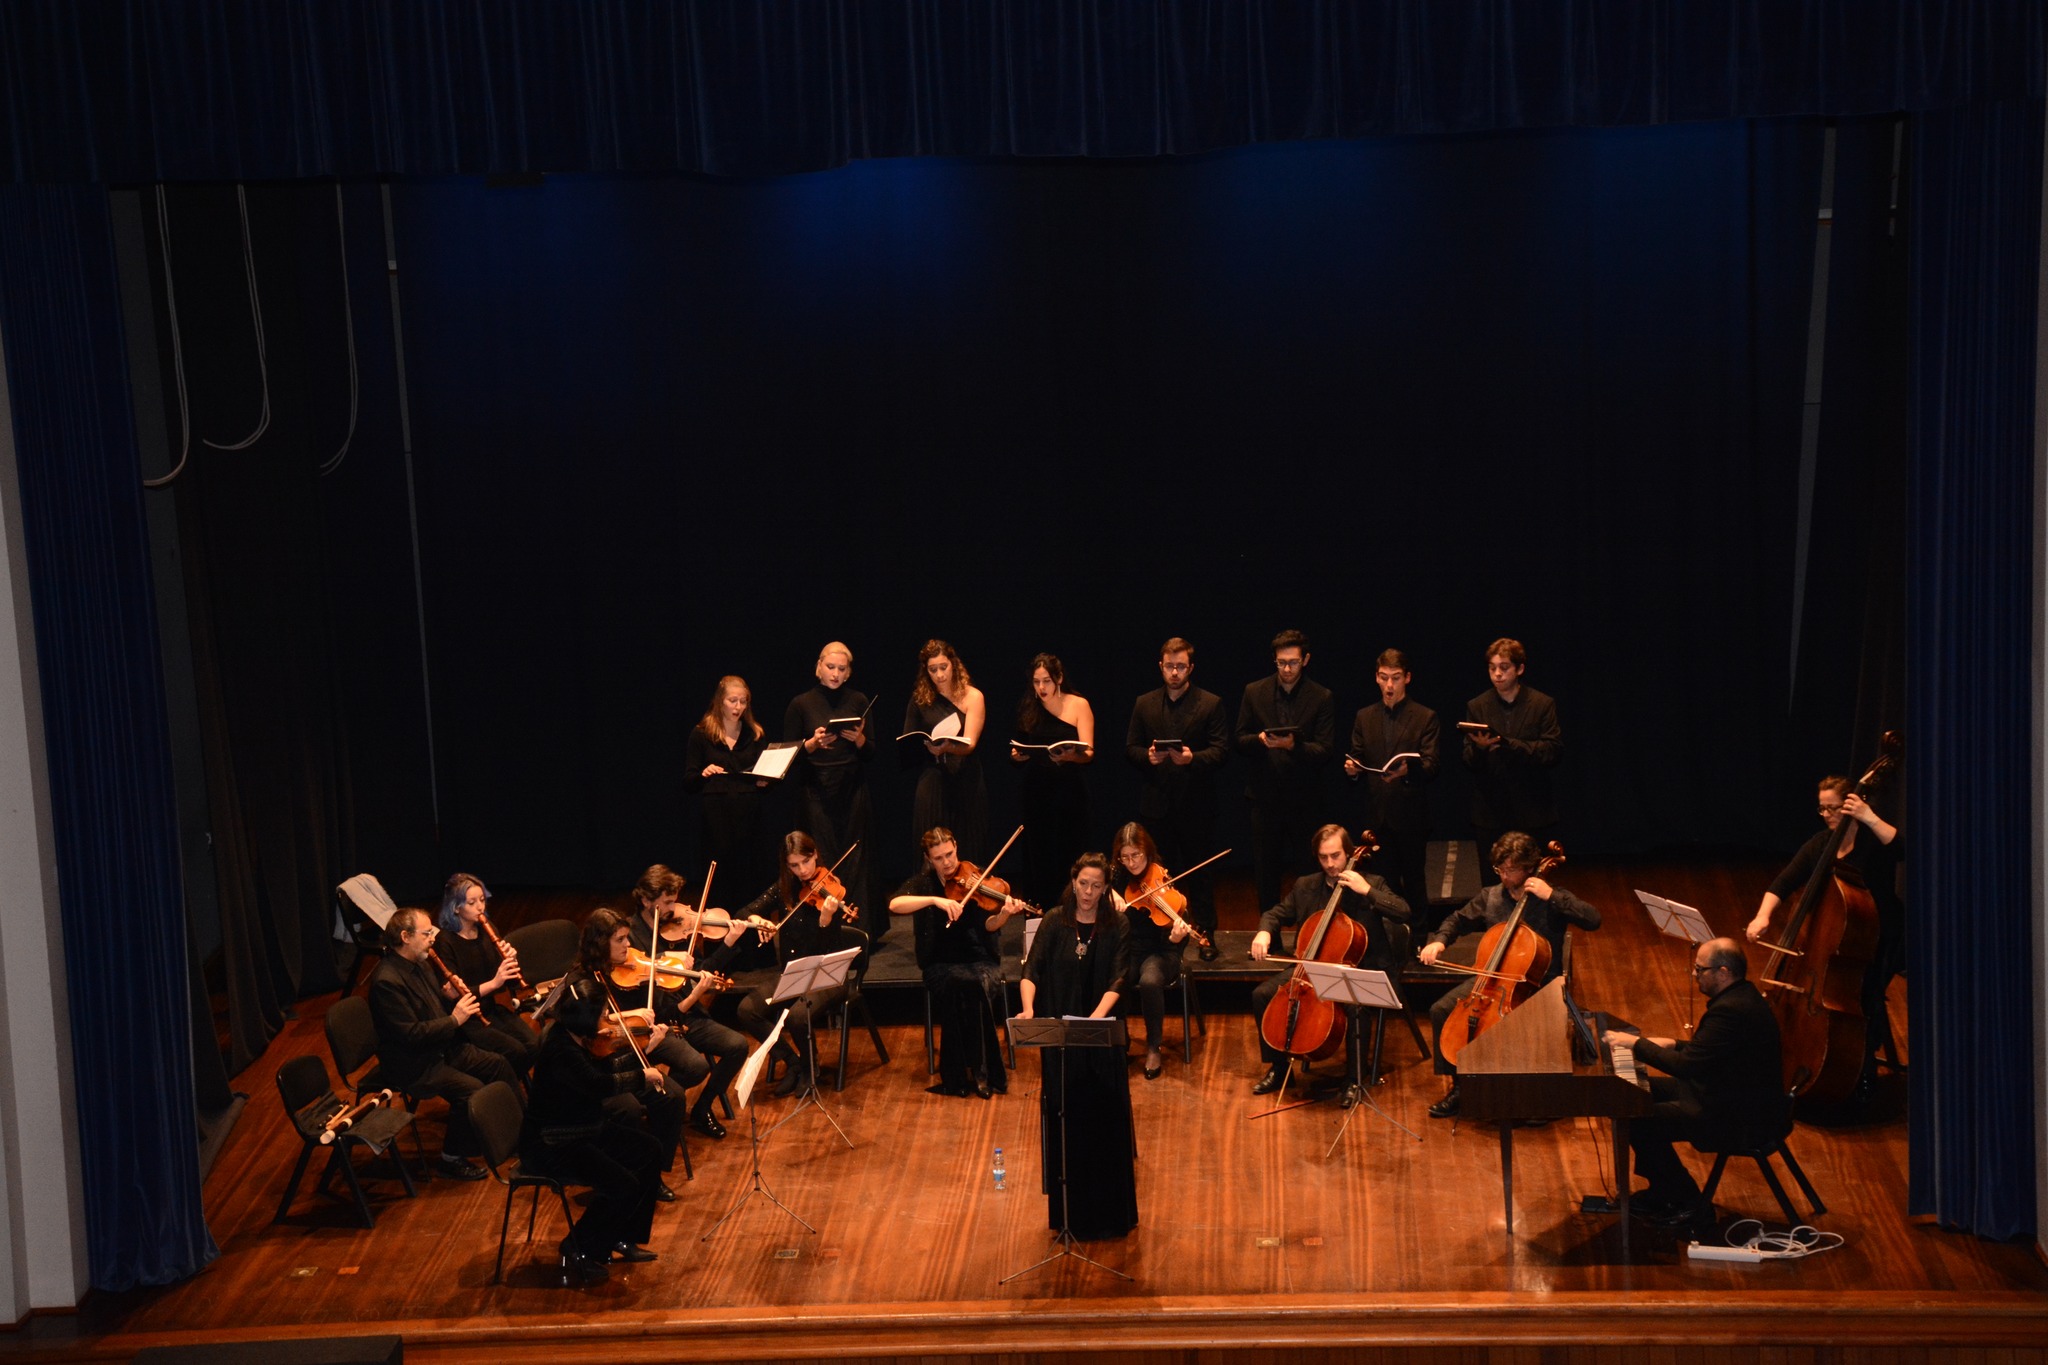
[1758,731,1901,1101]
[1434,841,1566,1069]
[1258,831,1380,1064]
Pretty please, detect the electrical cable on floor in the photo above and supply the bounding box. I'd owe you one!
[203,183,272,451]
[1716,1218,1845,1259]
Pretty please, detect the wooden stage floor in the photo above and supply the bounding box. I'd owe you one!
[6,855,2044,1363]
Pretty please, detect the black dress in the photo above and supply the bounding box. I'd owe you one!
[684,724,773,892]
[904,695,987,857]
[1022,910,1138,1240]
[899,866,1007,1094]
[436,927,539,1073]
[1015,706,1089,909]
[783,683,876,915]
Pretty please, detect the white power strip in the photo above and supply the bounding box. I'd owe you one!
[1687,1241,1771,1262]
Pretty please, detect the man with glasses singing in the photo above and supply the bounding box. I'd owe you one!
[1607,938,1783,1228]
[1343,648,1440,926]
[1417,831,1601,1118]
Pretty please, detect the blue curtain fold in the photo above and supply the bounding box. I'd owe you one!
[1905,96,2043,1242]
[0,185,219,1288]
[1,1,2042,183]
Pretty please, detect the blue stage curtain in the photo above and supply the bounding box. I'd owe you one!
[1,1,2041,182]
[0,185,219,1288]
[1904,96,2043,1242]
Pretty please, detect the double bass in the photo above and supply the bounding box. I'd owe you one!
[1758,731,1901,1101]
[1258,831,1380,1063]
[1434,841,1566,1069]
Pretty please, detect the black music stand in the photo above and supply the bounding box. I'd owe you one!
[701,1010,816,1240]
[1000,1016,1133,1285]
[1293,962,1423,1156]
[1635,889,1714,1033]
[761,947,859,1147]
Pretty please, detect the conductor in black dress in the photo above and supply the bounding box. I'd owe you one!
[1123,636,1230,953]
[1461,638,1563,875]
[783,641,876,917]
[1609,937,1785,1226]
[1236,629,1338,912]
[1343,649,1440,927]
[1016,853,1138,1241]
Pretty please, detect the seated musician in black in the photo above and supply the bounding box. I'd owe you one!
[366,908,518,1181]
[889,825,1031,1098]
[1608,937,1785,1226]
[576,906,742,1145]
[1247,823,1411,1107]
[1419,831,1600,1118]
[713,830,870,1097]
[523,979,667,1283]
[433,872,537,1076]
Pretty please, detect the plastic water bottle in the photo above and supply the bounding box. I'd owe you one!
[992,1147,1006,1191]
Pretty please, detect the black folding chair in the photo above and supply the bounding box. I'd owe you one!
[473,1080,588,1284]
[274,1055,417,1229]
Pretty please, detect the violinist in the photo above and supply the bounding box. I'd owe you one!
[888,826,1028,1098]
[903,640,988,860]
[684,675,775,893]
[1461,638,1563,879]
[710,832,871,1098]
[433,873,537,1075]
[1248,825,1411,1105]
[1015,852,1137,1241]
[1418,831,1599,1118]
[1123,637,1230,956]
[1744,775,1903,1092]
[365,909,518,1181]
[783,642,875,914]
[521,978,667,1283]
[1343,650,1441,925]
[1112,822,1193,1081]
[1009,653,1095,908]
[1235,629,1338,912]
[583,903,742,1144]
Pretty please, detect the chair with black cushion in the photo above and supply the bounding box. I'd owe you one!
[324,995,428,1165]
[473,1079,588,1284]
[504,918,581,992]
[1692,1093,1827,1223]
[274,1055,417,1229]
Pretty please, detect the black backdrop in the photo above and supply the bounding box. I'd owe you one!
[151,118,1906,902]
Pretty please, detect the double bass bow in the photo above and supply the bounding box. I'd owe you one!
[1257,830,1380,1069]
[1758,730,1901,1101]
[1433,841,1567,1069]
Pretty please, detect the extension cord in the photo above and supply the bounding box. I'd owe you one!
[1686,1241,1771,1262]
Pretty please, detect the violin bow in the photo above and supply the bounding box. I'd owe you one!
[684,859,719,967]
[1132,847,1232,903]
[776,840,861,932]
[955,825,1025,912]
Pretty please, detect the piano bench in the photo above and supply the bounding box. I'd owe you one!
[1694,1136,1826,1224]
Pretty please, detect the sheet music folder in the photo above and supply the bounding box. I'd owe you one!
[1007,1017,1127,1050]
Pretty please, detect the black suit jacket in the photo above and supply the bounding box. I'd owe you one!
[1633,979,1785,1144]
[1234,674,1336,800]
[367,955,465,1088]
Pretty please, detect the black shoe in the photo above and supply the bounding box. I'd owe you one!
[689,1111,727,1140]
[1251,1065,1286,1096]
[611,1242,658,1263]
[437,1155,488,1182]
[1198,941,1221,963]
[1427,1085,1461,1119]
[1340,1083,1363,1110]
[973,1075,994,1100]
[559,1238,608,1285]
[1144,1052,1163,1081]
[655,1181,677,1203]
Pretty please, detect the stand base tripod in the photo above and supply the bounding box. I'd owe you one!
[1001,1226,1132,1284]
[701,1107,817,1240]
[762,1055,854,1149]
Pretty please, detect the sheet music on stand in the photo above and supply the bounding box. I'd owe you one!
[1000,1016,1131,1285]
[762,948,859,1146]
[1633,889,1714,945]
[703,1010,818,1240]
[1293,963,1422,1154]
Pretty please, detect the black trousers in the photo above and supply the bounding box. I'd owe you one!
[1131,949,1182,1049]
[408,1044,518,1159]
[1628,1077,1708,1203]
[1249,792,1320,913]
[526,1121,663,1257]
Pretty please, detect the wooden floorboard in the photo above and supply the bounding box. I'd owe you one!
[4,855,2042,1362]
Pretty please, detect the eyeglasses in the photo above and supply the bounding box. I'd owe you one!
[1692,963,1724,976]
[1817,804,1845,815]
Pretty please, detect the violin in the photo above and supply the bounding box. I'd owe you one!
[1434,841,1567,1068]
[1119,862,1212,952]
[695,906,781,941]
[790,866,859,924]
[587,1006,662,1061]
[609,949,731,995]
[1759,731,1900,1100]
[944,859,1044,917]
[1258,831,1378,1064]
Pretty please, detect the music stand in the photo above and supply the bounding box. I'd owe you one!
[701,1011,816,1240]
[999,1016,1133,1285]
[761,947,859,1147]
[1635,889,1714,1032]
[1292,963,1423,1154]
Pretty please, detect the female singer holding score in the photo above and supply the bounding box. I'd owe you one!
[904,640,989,859]
[684,675,774,895]
[433,872,538,1075]
[1010,653,1095,909]
[1111,823,1192,1080]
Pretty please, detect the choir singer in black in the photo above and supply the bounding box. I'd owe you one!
[1343,649,1440,927]
[1124,637,1230,956]
[1236,629,1337,913]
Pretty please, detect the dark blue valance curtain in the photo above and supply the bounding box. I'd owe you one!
[1905,96,2042,1242]
[1,0,2043,182]
[0,2,2039,1289]
[0,186,219,1290]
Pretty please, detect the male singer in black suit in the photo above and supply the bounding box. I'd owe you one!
[1344,648,1440,927]
[1461,637,1562,876]
[1609,937,1785,1227]
[1235,629,1336,913]
[1125,636,1231,953]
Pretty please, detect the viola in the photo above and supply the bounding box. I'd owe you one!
[1759,731,1900,1101]
[1258,831,1379,1064]
[945,859,1044,917]
[1434,841,1567,1069]
[790,866,859,924]
[588,1007,661,1061]
[609,949,730,995]
[1120,862,1212,952]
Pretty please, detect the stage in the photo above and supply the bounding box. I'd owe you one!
[4,855,2042,1363]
